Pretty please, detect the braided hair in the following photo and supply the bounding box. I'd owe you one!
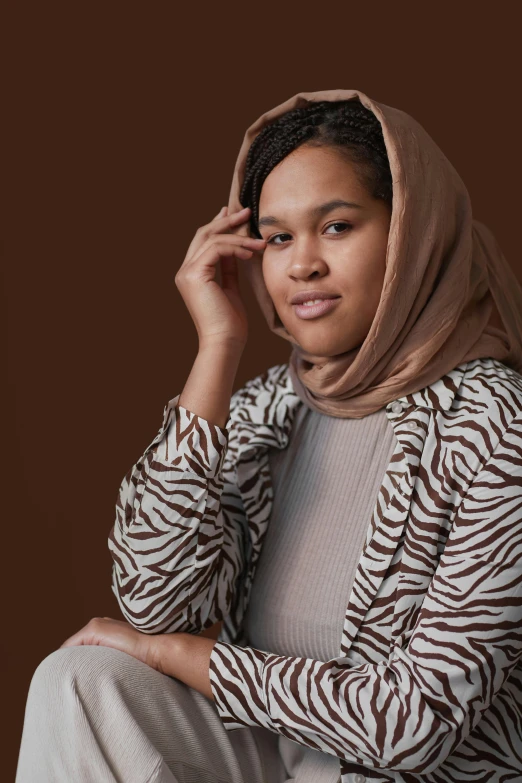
[240,100,393,239]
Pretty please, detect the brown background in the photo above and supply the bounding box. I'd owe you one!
[3,2,521,778]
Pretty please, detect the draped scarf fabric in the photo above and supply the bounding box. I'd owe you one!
[227,89,522,418]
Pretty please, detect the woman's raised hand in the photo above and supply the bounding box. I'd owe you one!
[175,205,266,350]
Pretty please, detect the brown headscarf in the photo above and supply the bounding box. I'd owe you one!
[226,89,522,418]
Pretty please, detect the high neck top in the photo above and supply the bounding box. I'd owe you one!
[243,401,398,661]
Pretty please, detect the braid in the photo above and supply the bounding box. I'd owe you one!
[240,100,392,238]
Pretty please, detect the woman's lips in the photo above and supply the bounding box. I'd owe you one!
[292,297,341,320]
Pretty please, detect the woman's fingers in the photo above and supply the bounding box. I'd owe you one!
[194,238,264,266]
[188,239,262,268]
[184,206,250,260]
[204,206,251,235]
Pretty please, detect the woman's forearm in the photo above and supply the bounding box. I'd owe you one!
[155,632,217,701]
[177,341,243,429]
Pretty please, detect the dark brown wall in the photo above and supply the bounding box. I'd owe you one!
[4,3,521,777]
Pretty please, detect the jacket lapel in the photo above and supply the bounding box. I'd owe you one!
[234,367,302,576]
[340,405,431,654]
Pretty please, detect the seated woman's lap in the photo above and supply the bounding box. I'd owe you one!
[16,645,288,783]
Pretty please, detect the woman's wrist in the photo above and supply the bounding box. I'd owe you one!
[155,632,217,701]
[177,342,243,429]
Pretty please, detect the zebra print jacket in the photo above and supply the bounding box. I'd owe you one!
[108,356,522,782]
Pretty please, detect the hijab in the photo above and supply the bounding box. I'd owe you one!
[226,89,522,418]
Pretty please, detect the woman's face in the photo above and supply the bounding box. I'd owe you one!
[257,144,392,357]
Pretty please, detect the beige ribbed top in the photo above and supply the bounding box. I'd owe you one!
[242,401,397,782]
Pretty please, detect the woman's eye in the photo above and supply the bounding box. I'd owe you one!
[325,221,351,234]
[267,233,292,246]
[266,222,351,245]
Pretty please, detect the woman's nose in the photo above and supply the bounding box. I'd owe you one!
[285,236,325,275]
[288,255,329,279]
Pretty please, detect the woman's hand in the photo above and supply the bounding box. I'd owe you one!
[175,205,267,349]
[60,619,217,700]
[59,616,162,672]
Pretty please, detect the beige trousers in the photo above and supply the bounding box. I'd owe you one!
[15,645,341,783]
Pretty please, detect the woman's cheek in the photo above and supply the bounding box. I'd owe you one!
[262,256,281,301]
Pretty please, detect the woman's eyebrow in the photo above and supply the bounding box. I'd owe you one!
[257,199,363,229]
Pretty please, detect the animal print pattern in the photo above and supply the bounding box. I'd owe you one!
[108,357,522,782]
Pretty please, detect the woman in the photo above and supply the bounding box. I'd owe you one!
[16,90,522,782]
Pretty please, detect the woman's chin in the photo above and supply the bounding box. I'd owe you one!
[277,314,364,357]
[294,341,342,358]
[293,336,366,359]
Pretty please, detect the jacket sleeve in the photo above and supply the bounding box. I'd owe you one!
[108,388,247,635]
[208,414,522,774]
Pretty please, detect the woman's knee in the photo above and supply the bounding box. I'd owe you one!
[28,645,146,700]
